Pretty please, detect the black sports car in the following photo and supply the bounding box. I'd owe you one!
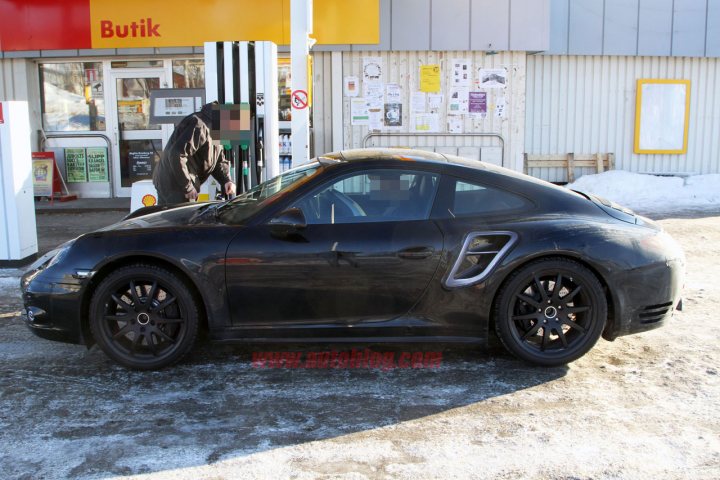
[21,149,684,370]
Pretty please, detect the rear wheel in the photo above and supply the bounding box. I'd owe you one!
[494,258,607,366]
[89,264,199,370]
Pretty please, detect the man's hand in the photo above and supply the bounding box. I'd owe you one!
[225,181,236,198]
[185,186,198,201]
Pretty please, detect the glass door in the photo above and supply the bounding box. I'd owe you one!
[109,69,168,196]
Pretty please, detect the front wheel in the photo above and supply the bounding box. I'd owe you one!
[89,264,199,370]
[494,258,607,366]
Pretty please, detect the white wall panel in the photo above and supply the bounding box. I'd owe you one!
[343,51,527,172]
[526,55,720,181]
[0,59,42,151]
[311,52,334,156]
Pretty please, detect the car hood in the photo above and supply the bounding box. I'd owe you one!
[98,202,221,231]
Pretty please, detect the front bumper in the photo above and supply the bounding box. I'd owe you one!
[602,232,685,340]
[21,272,86,345]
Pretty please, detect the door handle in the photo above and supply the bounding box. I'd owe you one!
[398,247,434,259]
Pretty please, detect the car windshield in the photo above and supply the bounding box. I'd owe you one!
[217,162,321,224]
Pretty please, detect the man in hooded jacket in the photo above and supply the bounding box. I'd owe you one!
[153,102,236,204]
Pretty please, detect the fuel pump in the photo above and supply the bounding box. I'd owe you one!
[204,41,279,194]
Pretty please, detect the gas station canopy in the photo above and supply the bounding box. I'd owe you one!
[0,0,379,51]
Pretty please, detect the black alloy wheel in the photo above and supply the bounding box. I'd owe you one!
[89,264,199,370]
[494,258,607,366]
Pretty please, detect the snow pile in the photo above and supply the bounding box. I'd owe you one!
[567,170,720,213]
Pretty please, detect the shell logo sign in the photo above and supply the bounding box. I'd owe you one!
[0,0,379,52]
[141,194,157,207]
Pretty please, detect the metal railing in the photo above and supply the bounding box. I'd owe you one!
[40,132,115,197]
[361,132,505,166]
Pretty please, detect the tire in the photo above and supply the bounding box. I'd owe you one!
[89,264,199,370]
[493,258,607,366]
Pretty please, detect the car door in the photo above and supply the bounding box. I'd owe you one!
[224,166,444,331]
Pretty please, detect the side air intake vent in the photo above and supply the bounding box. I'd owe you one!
[444,231,518,288]
[638,301,674,324]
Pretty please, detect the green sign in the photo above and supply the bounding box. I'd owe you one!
[86,147,109,182]
[64,148,87,183]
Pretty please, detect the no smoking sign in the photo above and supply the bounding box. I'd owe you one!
[291,90,309,110]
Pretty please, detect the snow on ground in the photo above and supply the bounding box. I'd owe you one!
[567,170,720,213]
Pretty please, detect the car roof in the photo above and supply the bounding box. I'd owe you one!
[321,147,575,193]
[329,148,500,172]
[328,148,449,165]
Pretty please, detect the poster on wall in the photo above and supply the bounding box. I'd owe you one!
[64,148,88,183]
[385,84,402,103]
[469,92,487,116]
[495,96,507,117]
[477,68,507,89]
[343,76,359,97]
[384,103,402,127]
[411,92,426,112]
[447,116,463,133]
[363,82,383,100]
[428,94,443,110]
[362,57,383,84]
[32,152,55,197]
[351,98,370,125]
[86,147,109,182]
[368,105,384,131]
[448,88,469,115]
[420,64,441,93]
[413,113,439,132]
[451,59,471,87]
[129,150,154,178]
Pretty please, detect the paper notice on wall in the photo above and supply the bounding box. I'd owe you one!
[419,64,441,93]
[448,87,469,115]
[344,76,359,97]
[368,108,384,131]
[495,96,506,117]
[469,91,487,116]
[351,97,370,125]
[363,82,384,100]
[478,68,507,89]
[447,116,463,133]
[385,83,402,103]
[427,93,443,110]
[362,57,383,84]
[410,92,426,112]
[451,58,471,87]
[413,113,439,132]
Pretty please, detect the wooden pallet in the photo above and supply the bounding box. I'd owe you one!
[523,153,615,183]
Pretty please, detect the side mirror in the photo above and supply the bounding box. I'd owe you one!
[268,207,307,236]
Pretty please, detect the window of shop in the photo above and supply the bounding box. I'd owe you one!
[39,62,106,131]
[172,59,205,88]
[278,57,291,121]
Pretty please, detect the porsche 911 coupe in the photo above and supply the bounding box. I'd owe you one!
[21,149,684,370]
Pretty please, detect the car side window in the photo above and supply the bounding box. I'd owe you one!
[294,169,439,224]
[452,179,526,216]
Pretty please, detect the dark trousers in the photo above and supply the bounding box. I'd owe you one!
[156,187,189,206]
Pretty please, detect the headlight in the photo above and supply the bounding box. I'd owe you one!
[28,240,76,272]
[45,242,72,268]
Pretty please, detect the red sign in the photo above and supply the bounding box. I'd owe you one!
[291,90,309,110]
[0,103,3,124]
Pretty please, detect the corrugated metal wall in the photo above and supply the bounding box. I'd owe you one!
[342,50,527,172]
[525,55,720,182]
